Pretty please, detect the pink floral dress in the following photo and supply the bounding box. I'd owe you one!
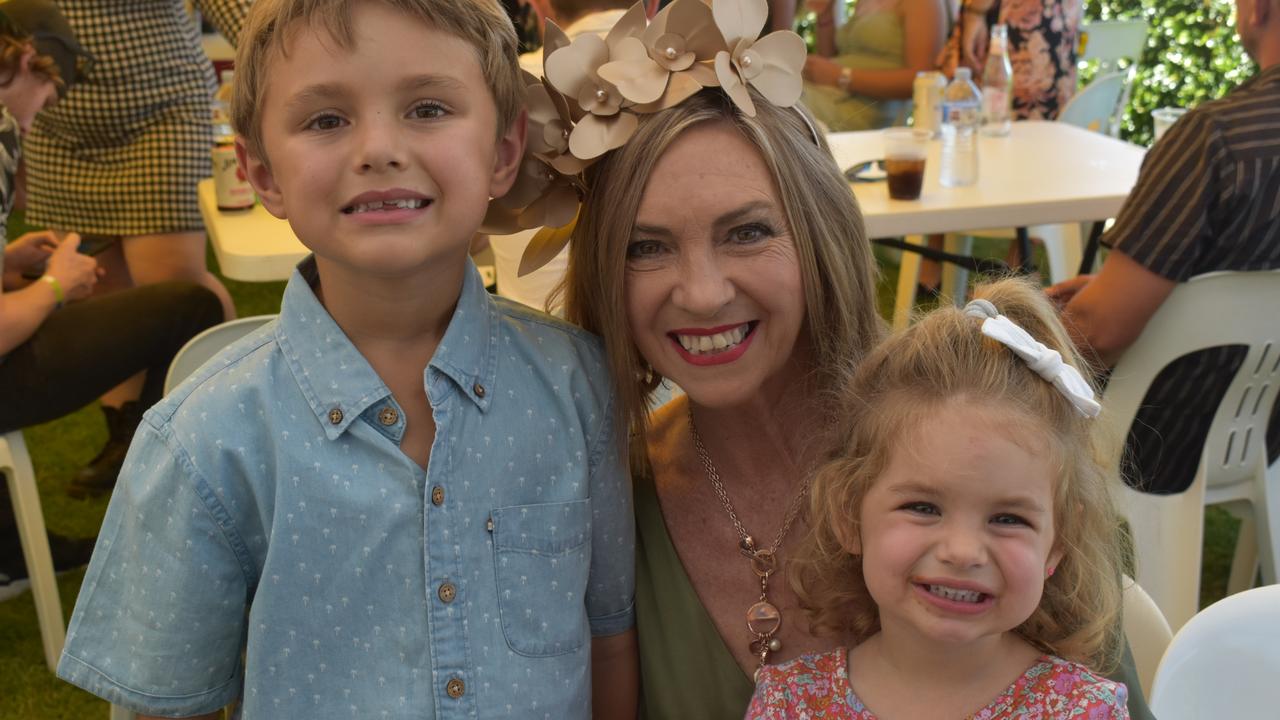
[745,649,1129,719]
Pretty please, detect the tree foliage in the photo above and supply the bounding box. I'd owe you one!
[1084,0,1256,144]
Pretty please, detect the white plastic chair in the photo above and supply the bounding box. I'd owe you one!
[1105,270,1280,631]
[1078,19,1149,138]
[110,315,273,720]
[1148,585,1280,719]
[0,431,66,671]
[1059,71,1127,136]
[163,315,275,394]
[1122,574,1173,699]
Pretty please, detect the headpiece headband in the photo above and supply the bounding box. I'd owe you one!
[963,299,1102,418]
[481,0,807,275]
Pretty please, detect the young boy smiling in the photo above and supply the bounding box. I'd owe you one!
[56,1,636,717]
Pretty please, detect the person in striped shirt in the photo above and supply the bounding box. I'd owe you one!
[1046,0,1280,495]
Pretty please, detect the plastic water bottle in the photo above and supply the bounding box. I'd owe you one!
[940,67,982,187]
[981,24,1013,136]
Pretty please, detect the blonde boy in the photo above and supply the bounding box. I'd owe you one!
[57,0,636,717]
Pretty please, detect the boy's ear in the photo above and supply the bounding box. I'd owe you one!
[488,108,528,199]
[236,136,286,219]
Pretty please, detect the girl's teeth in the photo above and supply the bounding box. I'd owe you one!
[928,584,983,603]
[676,324,750,355]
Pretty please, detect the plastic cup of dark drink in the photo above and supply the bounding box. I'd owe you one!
[883,128,929,200]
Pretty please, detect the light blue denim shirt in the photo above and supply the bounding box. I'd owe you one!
[58,258,635,718]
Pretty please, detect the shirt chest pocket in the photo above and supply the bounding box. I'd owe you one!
[490,499,591,657]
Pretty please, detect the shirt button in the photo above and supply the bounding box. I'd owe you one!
[328,407,344,425]
[445,677,465,698]
[473,382,486,398]
[431,486,445,506]
[377,406,398,426]
[438,582,457,604]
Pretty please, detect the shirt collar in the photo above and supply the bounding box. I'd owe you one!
[277,257,498,440]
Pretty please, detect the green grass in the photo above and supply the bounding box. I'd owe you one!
[0,226,1240,718]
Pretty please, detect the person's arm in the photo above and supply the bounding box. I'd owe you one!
[812,0,839,57]
[0,233,97,356]
[957,0,996,73]
[591,628,639,720]
[1048,251,1175,366]
[769,0,798,32]
[802,0,948,99]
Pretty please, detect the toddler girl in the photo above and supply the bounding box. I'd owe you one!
[748,279,1130,718]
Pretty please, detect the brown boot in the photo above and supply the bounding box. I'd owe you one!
[67,402,143,500]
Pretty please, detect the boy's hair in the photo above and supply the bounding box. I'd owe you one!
[0,31,59,89]
[792,277,1126,672]
[560,88,883,467]
[232,0,523,161]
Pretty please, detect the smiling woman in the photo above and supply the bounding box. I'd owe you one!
[561,85,883,718]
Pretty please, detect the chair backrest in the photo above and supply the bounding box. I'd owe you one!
[1149,585,1280,718]
[1105,270,1280,491]
[1121,575,1173,699]
[163,315,276,395]
[1059,71,1126,135]
[1079,20,1149,69]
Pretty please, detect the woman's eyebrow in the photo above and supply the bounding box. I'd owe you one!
[634,201,778,237]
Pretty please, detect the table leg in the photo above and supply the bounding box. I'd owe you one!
[891,234,925,331]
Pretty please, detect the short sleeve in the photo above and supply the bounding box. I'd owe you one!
[584,394,636,636]
[1102,110,1234,282]
[57,418,252,717]
[744,664,792,719]
[1072,677,1130,719]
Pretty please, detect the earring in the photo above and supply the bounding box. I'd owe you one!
[1046,566,1056,578]
[634,362,653,384]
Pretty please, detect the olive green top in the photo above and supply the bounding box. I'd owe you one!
[802,8,911,132]
[635,469,755,720]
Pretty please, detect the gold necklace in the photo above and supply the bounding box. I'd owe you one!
[689,410,810,681]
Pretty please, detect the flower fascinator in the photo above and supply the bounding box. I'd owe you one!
[480,0,807,276]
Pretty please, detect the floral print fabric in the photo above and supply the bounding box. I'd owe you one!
[745,649,1129,719]
[941,0,1083,120]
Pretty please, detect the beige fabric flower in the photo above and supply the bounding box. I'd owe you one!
[597,0,724,111]
[712,0,805,116]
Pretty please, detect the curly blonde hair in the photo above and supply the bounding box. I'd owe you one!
[0,34,63,92]
[792,277,1127,672]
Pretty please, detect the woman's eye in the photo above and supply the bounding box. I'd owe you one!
[729,223,772,245]
[626,240,663,259]
[992,514,1031,528]
[410,102,447,120]
[900,502,939,516]
[307,114,345,131]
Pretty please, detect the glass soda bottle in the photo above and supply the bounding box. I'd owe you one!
[981,24,1013,137]
[940,67,982,187]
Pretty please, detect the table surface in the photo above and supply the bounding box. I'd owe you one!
[200,121,1146,282]
[829,120,1147,238]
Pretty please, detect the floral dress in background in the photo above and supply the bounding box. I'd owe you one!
[941,0,1084,120]
[745,648,1130,719]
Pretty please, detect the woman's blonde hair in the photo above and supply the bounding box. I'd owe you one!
[232,0,523,161]
[561,88,882,462]
[792,277,1127,672]
[0,34,62,91]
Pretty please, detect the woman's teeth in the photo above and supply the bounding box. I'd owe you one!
[927,584,984,603]
[676,324,749,355]
[344,198,427,214]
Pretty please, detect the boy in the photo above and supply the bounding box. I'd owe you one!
[56,0,636,717]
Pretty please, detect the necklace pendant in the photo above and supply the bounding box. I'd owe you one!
[746,600,782,636]
[739,535,757,555]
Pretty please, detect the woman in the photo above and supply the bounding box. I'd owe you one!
[801,0,949,131]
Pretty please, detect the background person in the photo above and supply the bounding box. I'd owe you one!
[801,0,950,132]
[0,0,221,587]
[1047,0,1280,495]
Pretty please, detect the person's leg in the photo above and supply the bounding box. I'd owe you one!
[0,283,223,493]
[121,231,236,320]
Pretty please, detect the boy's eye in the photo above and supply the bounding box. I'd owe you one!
[900,502,939,516]
[410,102,447,120]
[306,114,345,131]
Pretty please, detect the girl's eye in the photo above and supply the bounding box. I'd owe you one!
[729,223,773,245]
[626,240,664,259]
[410,102,447,120]
[307,114,345,131]
[900,502,939,516]
[992,513,1031,528]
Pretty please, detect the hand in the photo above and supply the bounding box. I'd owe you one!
[960,13,989,74]
[44,233,101,301]
[802,55,841,87]
[3,230,59,274]
[1045,274,1094,310]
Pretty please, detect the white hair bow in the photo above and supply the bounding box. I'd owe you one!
[963,299,1102,418]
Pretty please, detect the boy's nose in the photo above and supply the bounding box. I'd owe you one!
[356,117,408,172]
